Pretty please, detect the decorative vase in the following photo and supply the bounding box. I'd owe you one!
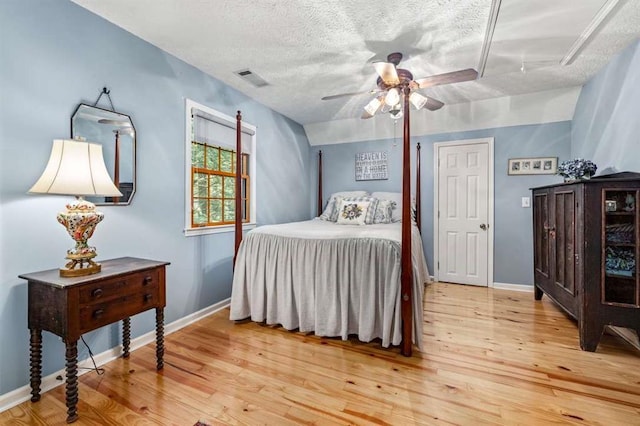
[564,174,592,182]
[558,159,597,183]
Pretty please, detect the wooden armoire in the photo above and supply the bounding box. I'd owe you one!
[532,172,640,351]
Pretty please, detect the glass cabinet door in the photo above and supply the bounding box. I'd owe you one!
[603,189,639,306]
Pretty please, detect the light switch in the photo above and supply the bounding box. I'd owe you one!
[522,197,531,208]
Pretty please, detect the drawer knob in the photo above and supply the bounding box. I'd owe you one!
[92,288,103,298]
[143,276,153,285]
[93,309,104,318]
[144,294,153,302]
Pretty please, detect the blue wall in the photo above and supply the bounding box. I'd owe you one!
[572,39,640,173]
[0,1,310,395]
[310,121,572,285]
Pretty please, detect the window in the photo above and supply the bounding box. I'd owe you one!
[191,143,249,226]
[185,99,256,236]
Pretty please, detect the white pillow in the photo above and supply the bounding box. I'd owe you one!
[328,191,368,203]
[319,191,369,221]
[336,199,370,225]
[371,192,402,222]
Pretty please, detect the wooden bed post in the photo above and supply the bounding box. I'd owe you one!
[416,143,421,233]
[234,110,242,266]
[317,150,323,217]
[401,87,414,357]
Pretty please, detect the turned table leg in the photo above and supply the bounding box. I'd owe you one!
[29,329,42,402]
[122,317,131,358]
[65,340,79,423]
[156,307,164,370]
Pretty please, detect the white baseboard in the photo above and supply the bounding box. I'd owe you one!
[492,282,534,292]
[0,298,230,413]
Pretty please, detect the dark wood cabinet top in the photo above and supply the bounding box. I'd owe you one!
[19,257,170,288]
[531,172,640,190]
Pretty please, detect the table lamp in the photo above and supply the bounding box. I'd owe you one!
[29,139,123,277]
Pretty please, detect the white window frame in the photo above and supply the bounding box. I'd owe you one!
[184,99,257,236]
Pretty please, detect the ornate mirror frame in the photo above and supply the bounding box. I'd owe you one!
[71,103,136,205]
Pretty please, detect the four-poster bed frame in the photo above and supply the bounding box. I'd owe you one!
[232,98,422,356]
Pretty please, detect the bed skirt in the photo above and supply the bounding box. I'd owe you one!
[230,223,428,350]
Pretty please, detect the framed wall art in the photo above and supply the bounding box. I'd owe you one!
[508,157,557,175]
[355,151,388,181]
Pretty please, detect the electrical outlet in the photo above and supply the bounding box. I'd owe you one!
[522,197,530,208]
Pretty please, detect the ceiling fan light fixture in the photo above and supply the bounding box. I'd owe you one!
[409,92,428,110]
[364,97,382,116]
[389,103,403,120]
[384,88,400,106]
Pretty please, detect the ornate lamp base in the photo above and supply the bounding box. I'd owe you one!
[60,253,101,277]
[57,197,104,278]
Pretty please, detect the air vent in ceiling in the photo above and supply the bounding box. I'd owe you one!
[234,69,269,88]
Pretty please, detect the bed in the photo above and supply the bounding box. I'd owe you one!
[229,109,424,355]
[230,218,429,350]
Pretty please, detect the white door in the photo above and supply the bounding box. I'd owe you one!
[436,140,491,286]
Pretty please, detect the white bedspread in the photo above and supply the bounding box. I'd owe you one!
[230,219,429,350]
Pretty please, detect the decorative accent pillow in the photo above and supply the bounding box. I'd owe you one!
[371,192,403,222]
[340,196,379,224]
[336,199,370,225]
[318,198,337,221]
[370,192,418,223]
[319,191,369,221]
[373,199,394,224]
[411,198,418,223]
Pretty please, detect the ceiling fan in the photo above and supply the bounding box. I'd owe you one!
[321,52,478,119]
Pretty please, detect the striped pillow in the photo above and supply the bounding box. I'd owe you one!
[373,199,394,224]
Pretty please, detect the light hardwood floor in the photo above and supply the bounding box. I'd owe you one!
[3,282,640,425]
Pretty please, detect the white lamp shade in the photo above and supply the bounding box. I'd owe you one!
[410,92,428,109]
[385,88,400,106]
[364,97,382,116]
[29,139,123,197]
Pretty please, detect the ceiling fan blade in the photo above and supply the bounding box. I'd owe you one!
[415,68,478,89]
[373,62,400,86]
[322,90,377,101]
[424,97,445,111]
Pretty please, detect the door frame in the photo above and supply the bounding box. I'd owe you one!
[433,137,495,287]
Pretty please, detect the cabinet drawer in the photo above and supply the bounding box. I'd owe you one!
[79,270,159,304]
[79,289,160,333]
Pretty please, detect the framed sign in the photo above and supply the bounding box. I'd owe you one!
[355,151,388,181]
[508,157,557,175]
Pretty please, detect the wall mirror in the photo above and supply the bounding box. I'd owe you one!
[71,103,136,205]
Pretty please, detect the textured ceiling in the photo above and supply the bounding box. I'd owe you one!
[72,0,640,125]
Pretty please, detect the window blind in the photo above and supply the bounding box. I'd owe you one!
[192,109,252,154]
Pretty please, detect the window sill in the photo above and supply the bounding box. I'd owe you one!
[184,222,256,237]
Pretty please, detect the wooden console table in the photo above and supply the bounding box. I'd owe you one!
[20,257,170,423]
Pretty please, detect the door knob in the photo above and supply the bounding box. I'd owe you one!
[480,223,488,230]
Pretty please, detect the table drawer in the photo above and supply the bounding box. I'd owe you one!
[79,270,159,304]
[79,288,159,333]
